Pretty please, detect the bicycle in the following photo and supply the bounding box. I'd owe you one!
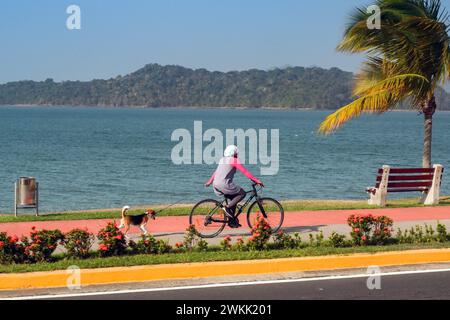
[189,183,284,238]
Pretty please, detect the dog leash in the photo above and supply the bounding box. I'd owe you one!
[154,199,186,215]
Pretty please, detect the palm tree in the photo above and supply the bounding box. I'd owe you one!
[319,0,450,168]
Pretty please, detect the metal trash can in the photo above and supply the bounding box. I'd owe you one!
[15,177,39,216]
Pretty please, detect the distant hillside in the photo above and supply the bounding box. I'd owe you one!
[0,63,449,110]
[435,87,450,110]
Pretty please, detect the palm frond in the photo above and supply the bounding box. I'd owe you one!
[354,73,428,97]
[319,73,428,134]
[318,90,403,134]
[353,58,399,95]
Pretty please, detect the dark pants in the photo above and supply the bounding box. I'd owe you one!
[224,188,246,216]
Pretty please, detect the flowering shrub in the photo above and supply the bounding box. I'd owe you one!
[0,232,26,264]
[247,214,272,251]
[196,238,209,252]
[372,216,394,245]
[175,242,184,249]
[397,225,429,244]
[21,227,64,262]
[154,239,172,254]
[328,232,348,248]
[180,225,209,252]
[129,234,158,254]
[233,237,246,251]
[97,222,127,257]
[63,229,94,259]
[183,225,201,251]
[348,214,374,245]
[273,230,298,249]
[220,235,232,251]
[309,231,324,247]
[437,223,449,243]
[396,223,449,244]
[130,236,172,255]
[347,214,393,246]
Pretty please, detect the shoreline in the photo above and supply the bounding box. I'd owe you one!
[2,104,449,113]
[0,104,322,111]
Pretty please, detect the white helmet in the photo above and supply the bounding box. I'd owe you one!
[224,145,239,157]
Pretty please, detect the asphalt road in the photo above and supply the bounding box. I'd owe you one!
[37,269,450,300]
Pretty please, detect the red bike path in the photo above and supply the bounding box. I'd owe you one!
[1,206,450,237]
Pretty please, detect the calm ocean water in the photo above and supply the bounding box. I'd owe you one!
[0,106,449,213]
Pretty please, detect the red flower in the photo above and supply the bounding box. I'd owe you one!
[361,236,367,242]
[98,244,108,251]
[0,241,4,248]
[10,235,19,243]
[114,235,123,240]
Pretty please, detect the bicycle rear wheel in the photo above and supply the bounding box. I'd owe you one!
[247,198,284,234]
[189,199,227,238]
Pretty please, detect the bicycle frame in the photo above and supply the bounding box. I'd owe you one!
[203,184,267,225]
[222,183,267,220]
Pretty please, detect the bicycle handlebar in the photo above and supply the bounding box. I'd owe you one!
[247,182,264,194]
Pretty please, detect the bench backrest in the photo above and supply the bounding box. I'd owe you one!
[375,167,444,193]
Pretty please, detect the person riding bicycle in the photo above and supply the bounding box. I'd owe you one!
[205,145,264,228]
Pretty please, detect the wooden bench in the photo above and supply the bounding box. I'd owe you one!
[366,165,444,207]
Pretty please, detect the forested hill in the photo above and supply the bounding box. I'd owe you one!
[0,63,449,110]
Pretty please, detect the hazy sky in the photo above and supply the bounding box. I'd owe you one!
[0,0,449,83]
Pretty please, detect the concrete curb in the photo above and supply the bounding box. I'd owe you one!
[1,248,450,291]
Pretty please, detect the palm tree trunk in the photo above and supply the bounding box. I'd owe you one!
[422,96,436,168]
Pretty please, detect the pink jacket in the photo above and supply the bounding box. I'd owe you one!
[206,157,262,187]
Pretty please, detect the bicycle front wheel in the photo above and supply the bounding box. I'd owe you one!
[247,198,284,234]
[189,199,227,238]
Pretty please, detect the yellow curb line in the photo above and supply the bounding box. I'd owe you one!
[1,248,450,291]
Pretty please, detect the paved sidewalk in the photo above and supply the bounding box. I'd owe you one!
[1,206,449,244]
